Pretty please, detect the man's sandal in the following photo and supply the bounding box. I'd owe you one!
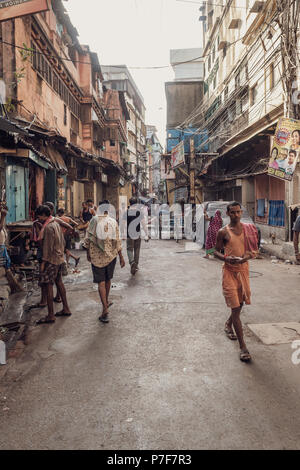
[36,317,55,325]
[99,314,109,323]
[224,325,237,340]
[240,350,251,362]
[55,311,72,317]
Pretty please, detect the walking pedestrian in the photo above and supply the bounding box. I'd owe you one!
[124,197,148,275]
[31,203,73,307]
[85,200,125,323]
[78,201,95,235]
[35,205,72,324]
[214,202,258,362]
[57,208,80,267]
[204,209,223,258]
[86,199,97,213]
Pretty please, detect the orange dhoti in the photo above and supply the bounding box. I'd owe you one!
[222,262,251,309]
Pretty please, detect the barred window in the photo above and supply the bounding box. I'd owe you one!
[71,113,79,134]
[31,40,81,119]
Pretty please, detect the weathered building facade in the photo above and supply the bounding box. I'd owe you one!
[195,0,299,241]
[146,125,163,198]
[102,65,147,198]
[0,0,132,221]
[164,48,208,204]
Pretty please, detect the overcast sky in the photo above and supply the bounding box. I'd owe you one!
[65,0,203,148]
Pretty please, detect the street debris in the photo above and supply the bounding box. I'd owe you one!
[71,269,81,274]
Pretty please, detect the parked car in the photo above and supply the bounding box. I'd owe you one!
[197,201,261,247]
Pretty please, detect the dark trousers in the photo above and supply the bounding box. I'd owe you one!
[127,238,141,266]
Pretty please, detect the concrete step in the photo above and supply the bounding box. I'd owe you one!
[261,241,295,261]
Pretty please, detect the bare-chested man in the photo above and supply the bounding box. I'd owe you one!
[214,201,258,362]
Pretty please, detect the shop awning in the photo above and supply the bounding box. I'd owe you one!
[42,145,68,173]
[29,150,49,169]
[0,116,29,136]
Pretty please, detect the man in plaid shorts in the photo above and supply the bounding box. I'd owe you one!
[36,205,72,324]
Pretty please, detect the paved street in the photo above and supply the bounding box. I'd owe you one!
[1,239,300,450]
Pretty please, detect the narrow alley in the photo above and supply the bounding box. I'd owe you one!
[1,240,300,450]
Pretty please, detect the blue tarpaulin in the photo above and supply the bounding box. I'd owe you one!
[268,200,285,227]
[257,199,265,217]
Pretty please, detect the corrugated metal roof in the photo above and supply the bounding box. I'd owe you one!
[0,116,29,135]
[41,145,67,173]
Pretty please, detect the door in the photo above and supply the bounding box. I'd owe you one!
[44,170,57,209]
[14,165,26,220]
[6,164,26,223]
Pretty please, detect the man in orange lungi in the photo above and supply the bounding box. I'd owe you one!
[214,202,258,362]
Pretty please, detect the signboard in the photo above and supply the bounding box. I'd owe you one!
[171,140,185,169]
[57,176,66,210]
[268,117,300,181]
[0,0,49,22]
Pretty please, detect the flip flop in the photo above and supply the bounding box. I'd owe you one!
[224,326,237,340]
[55,311,72,317]
[36,317,55,325]
[240,350,251,362]
[99,314,109,323]
[75,257,80,267]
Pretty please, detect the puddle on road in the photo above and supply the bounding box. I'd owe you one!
[91,280,154,291]
[64,270,91,285]
[92,282,127,291]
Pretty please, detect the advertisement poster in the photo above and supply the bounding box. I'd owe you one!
[0,0,49,22]
[171,140,185,169]
[268,117,300,181]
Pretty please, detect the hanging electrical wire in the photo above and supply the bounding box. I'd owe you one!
[177,9,282,130]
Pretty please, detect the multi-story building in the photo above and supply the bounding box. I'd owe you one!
[102,65,147,198]
[165,48,209,203]
[0,0,128,221]
[196,0,298,241]
[146,125,163,198]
